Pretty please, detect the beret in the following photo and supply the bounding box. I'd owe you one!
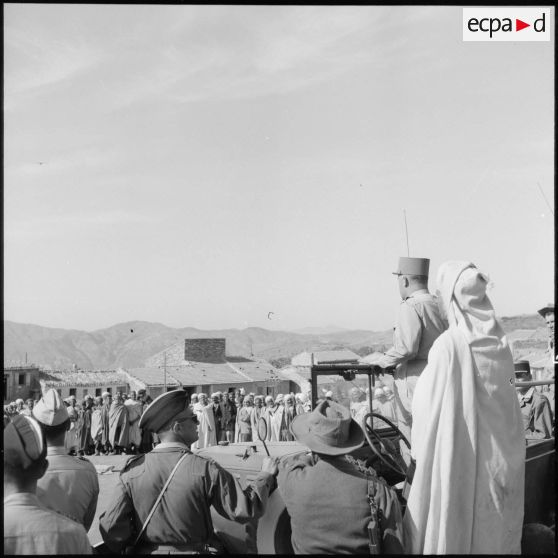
[139,390,189,433]
[33,389,69,426]
[4,414,46,470]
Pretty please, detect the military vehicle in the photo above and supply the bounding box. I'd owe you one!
[199,363,554,554]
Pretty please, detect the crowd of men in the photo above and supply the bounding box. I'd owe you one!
[3,256,555,555]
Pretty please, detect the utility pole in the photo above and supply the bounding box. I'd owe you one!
[164,352,167,392]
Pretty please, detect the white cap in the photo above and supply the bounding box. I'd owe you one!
[325,391,333,398]
[32,389,69,426]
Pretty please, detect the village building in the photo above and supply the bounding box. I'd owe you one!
[120,337,292,399]
[3,365,42,403]
[39,369,129,400]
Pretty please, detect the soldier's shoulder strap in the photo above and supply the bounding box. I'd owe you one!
[367,479,382,555]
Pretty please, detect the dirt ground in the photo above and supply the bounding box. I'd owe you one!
[86,454,132,546]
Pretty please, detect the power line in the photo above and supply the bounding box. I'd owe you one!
[536,182,554,216]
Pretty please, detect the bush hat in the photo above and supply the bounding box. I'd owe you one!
[290,399,364,456]
[514,361,531,376]
[537,303,554,318]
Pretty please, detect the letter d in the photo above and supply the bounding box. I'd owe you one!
[534,13,546,32]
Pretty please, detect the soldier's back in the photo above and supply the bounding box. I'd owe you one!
[36,449,99,530]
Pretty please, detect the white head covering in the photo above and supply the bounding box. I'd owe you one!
[33,389,69,426]
[325,390,333,399]
[404,260,525,554]
[436,261,504,344]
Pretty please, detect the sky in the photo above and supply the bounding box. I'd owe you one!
[3,5,554,333]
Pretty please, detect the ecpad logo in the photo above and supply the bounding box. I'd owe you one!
[463,8,551,42]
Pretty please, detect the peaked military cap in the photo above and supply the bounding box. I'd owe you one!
[392,257,430,276]
[139,389,189,433]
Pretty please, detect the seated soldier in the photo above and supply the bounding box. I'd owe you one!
[276,399,404,554]
[4,414,92,554]
[99,389,279,554]
[515,361,553,440]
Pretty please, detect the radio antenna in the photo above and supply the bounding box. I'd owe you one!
[403,209,410,256]
[536,182,554,217]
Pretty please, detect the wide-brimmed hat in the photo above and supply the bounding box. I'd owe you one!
[514,360,531,376]
[290,400,364,456]
[538,303,554,318]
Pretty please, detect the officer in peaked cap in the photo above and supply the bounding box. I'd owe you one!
[32,388,99,531]
[360,256,447,465]
[99,389,279,554]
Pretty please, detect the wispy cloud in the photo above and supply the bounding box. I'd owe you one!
[5,210,156,241]
[4,26,103,101]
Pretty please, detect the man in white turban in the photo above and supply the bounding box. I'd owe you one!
[403,261,525,554]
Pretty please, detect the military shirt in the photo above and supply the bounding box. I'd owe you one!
[278,453,404,554]
[4,492,92,555]
[99,441,274,553]
[36,446,99,530]
[377,291,447,371]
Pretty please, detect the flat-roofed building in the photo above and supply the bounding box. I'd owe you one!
[39,369,129,400]
[126,338,289,398]
[4,365,41,402]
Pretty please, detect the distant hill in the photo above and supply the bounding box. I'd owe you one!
[3,313,547,370]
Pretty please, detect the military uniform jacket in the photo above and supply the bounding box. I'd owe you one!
[99,442,274,553]
[377,291,447,375]
[278,453,404,554]
[36,446,99,531]
[518,388,554,440]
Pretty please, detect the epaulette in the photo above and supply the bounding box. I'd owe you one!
[122,453,144,471]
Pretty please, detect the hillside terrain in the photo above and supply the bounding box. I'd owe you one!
[3,313,548,370]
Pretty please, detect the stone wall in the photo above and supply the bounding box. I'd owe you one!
[184,338,226,363]
[145,338,227,367]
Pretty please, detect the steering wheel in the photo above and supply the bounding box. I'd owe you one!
[362,412,410,477]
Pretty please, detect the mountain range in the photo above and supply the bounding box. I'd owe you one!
[3,314,547,371]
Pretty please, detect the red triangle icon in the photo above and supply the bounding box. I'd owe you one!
[516,19,530,31]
